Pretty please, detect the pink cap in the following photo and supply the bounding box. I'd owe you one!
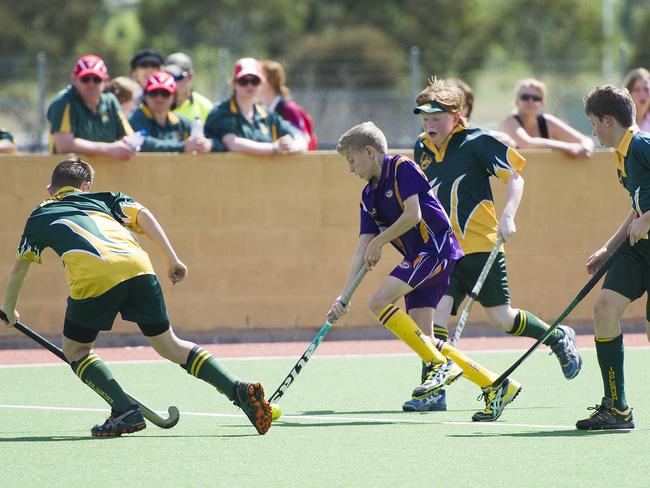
[233,58,262,80]
[74,54,108,80]
[145,71,176,93]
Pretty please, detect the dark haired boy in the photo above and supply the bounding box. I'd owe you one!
[577,84,648,430]
[1,157,272,436]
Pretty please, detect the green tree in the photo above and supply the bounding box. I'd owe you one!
[496,0,604,75]
[285,26,408,89]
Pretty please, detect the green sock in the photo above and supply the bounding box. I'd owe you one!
[596,334,627,410]
[509,309,563,345]
[70,353,133,412]
[182,345,239,401]
[421,325,450,381]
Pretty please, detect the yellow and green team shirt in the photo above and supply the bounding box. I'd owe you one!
[614,125,650,221]
[47,85,133,153]
[17,187,155,300]
[414,124,526,254]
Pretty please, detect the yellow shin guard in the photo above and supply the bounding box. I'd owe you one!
[377,305,446,364]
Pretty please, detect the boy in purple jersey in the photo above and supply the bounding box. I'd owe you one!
[328,122,522,421]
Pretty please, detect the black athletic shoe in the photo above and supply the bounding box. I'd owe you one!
[91,405,146,437]
[576,397,634,431]
[233,381,272,435]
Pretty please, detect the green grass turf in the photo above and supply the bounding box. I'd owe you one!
[1,347,649,487]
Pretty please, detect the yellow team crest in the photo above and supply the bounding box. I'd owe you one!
[419,152,432,170]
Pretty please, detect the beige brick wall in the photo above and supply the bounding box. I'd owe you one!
[0,149,640,336]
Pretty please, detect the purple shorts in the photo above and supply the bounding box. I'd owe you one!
[389,253,456,311]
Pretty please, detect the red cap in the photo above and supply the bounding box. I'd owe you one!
[74,54,108,80]
[145,71,176,93]
[233,58,262,80]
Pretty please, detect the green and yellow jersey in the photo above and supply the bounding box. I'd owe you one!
[614,125,650,219]
[17,187,154,300]
[46,85,132,153]
[414,124,525,254]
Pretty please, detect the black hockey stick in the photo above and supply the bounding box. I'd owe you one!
[491,240,629,388]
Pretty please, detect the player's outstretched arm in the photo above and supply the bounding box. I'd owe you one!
[1,259,32,326]
[136,208,187,284]
[587,209,635,275]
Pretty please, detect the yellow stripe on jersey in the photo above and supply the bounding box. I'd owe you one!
[60,103,72,133]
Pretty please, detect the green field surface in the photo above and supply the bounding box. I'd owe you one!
[1,347,649,487]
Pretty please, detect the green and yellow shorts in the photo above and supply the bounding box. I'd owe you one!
[603,239,650,321]
[446,252,511,314]
[64,274,169,341]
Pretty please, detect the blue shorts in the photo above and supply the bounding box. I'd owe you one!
[389,253,457,311]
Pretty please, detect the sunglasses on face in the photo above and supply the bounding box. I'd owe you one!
[147,90,172,98]
[519,94,543,102]
[80,76,103,84]
[137,62,161,69]
[236,77,261,87]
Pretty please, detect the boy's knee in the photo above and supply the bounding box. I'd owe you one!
[368,293,389,316]
[62,342,92,363]
[485,306,517,332]
[594,294,622,323]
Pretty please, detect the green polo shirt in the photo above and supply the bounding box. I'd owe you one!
[614,125,650,217]
[129,105,192,152]
[47,85,132,153]
[0,128,14,142]
[173,91,213,123]
[414,124,526,255]
[204,95,298,150]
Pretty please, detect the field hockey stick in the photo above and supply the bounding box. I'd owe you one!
[491,239,629,388]
[0,311,180,429]
[268,265,369,403]
[450,235,504,346]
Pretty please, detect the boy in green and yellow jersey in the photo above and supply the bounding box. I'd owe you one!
[404,78,582,412]
[1,157,272,437]
[575,84,647,430]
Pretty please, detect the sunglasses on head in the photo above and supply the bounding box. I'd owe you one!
[80,75,103,84]
[236,76,261,87]
[147,90,172,98]
[519,94,543,102]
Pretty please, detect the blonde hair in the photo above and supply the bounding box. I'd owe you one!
[262,60,290,98]
[106,76,140,104]
[416,76,465,113]
[622,67,650,93]
[337,121,388,156]
[516,78,547,101]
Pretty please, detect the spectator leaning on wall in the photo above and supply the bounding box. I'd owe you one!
[204,57,306,155]
[129,71,214,154]
[0,128,17,153]
[47,54,135,161]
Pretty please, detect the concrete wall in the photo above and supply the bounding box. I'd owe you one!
[0,150,640,336]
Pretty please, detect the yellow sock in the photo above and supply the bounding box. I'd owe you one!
[377,305,446,364]
[436,340,498,388]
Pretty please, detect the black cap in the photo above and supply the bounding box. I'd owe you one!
[130,48,164,71]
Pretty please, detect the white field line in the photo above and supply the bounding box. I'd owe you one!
[0,402,574,430]
[4,345,650,369]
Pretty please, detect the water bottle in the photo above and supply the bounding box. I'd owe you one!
[128,129,147,151]
[191,117,204,138]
